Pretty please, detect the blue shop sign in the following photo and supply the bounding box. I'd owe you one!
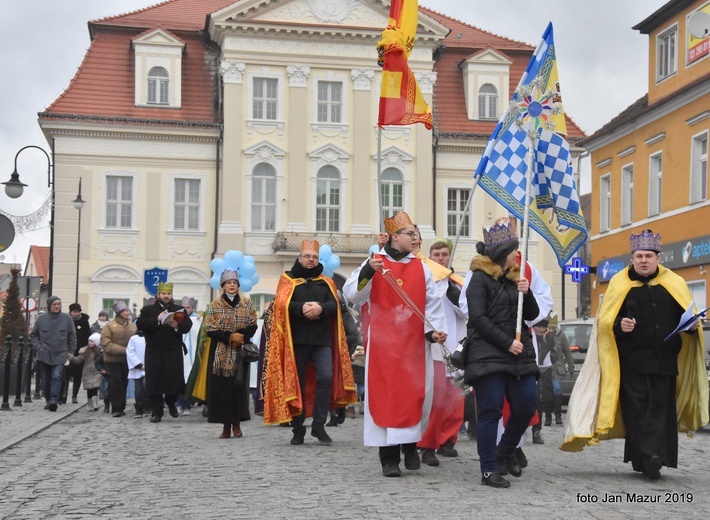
[596,233,710,283]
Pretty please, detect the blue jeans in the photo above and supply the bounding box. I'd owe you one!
[40,362,64,404]
[472,373,538,473]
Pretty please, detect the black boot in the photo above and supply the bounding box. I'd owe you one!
[553,395,563,425]
[326,410,339,427]
[544,413,552,427]
[336,407,346,424]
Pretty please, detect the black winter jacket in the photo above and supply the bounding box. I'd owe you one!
[463,256,540,383]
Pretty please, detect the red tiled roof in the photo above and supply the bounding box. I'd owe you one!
[421,7,586,140]
[90,0,236,32]
[27,245,50,285]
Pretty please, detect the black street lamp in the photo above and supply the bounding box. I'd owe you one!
[72,178,85,303]
[3,143,55,296]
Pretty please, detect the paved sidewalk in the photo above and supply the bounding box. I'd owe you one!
[0,396,85,453]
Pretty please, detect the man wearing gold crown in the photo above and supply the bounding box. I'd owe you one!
[262,239,357,446]
[343,211,447,477]
[562,229,708,480]
[136,282,193,423]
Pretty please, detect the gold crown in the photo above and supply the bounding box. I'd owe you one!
[300,239,320,253]
[384,211,413,236]
[483,217,518,247]
[630,229,661,252]
[157,281,173,293]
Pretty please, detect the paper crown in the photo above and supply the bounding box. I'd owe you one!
[431,237,453,251]
[181,296,197,308]
[548,313,558,326]
[483,217,518,247]
[384,211,413,236]
[630,229,661,252]
[113,300,128,314]
[220,269,239,286]
[157,282,173,293]
[300,239,320,253]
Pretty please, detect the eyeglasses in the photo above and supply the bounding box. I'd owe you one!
[398,231,419,239]
[300,254,319,260]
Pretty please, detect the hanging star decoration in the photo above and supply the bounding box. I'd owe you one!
[510,76,564,141]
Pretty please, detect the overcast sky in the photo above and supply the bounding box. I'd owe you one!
[0,0,668,267]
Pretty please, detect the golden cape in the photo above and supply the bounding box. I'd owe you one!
[262,273,357,425]
[561,265,709,452]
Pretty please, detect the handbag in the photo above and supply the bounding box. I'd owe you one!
[241,342,260,363]
[449,336,469,370]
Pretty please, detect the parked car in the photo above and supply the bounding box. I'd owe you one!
[559,317,595,404]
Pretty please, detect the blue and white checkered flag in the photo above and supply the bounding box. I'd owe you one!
[474,23,587,266]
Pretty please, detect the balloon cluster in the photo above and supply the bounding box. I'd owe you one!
[209,250,260,293]
[369,244,380,255]
[318,244,341,278]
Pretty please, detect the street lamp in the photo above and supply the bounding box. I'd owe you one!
[3,143,55,296]
[72,178,85,303]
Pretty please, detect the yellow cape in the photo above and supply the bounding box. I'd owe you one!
[561,264,708,452]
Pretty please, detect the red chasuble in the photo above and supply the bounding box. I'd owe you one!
[368,256,426,428]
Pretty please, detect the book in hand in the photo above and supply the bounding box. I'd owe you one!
[161,308,186,325]
[664,303,710,342]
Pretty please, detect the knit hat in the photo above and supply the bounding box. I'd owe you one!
[88,333,101,346]
[113,300,129,314]
[98,309,109,319]
[220,269,239,287]
[69,303,82,312]
[181,296,197,308]
[47,296,61,309]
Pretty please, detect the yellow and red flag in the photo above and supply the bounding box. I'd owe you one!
[377,0,432,129]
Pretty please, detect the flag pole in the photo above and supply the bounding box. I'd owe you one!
[449,176,480,268]
[377,127,385,232]
[516,133,536,340]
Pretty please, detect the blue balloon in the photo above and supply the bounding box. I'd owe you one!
[210,258,225,274]
[369,245,379,255]
[319,244,332,261]
[239,263,256,278]
[250,273,259,286]
[244,255,255,265]
[224,250,244,269]
[327,255,340,272]
[210,274,221,290]
[239,278,253,293]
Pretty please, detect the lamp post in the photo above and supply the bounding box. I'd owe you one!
[72,178,85,303]
[2,142,55,296]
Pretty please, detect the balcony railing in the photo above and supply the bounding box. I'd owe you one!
[272,232,378,256]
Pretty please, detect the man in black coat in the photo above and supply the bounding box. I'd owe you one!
[62,303,91,404]
[136,282,193,423]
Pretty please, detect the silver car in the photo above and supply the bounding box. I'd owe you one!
[559,317,595,404]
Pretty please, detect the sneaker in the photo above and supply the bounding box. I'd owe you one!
[437,441,458,458]
[532,430,544,444]
[134,413,143,419]
[382,463,402,477]
[311,427,332,445]
[481,471,511,488]
[182,409,191,416]
[71,397,78,404]
[421,449,440,467]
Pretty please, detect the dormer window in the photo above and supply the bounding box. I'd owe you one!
[132,28,184,108]
[478,84,498,119]
[148,67,169,104]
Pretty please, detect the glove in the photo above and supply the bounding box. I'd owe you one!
[230,333,245,347]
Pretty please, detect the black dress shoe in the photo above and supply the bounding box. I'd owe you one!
[514,447,528,469]
[311,427,332,445]
[437,441,459,457]
[149,416,162,423]
[403,449,421,470]
[643,455,662,480]
[168,405,179,418]
[326,415,339,427]
[482,471,511,488]
[382,463,402,477]
[421,449,440,467]
[497,447,522,477]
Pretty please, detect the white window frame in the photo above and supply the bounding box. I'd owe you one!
[249,293,275,316]
[380,167,404,218]
[478,83,498,120]
[315,165,341,233]
[250,163,278,232]
[688,281,707,313]
[103,173,137,230]
[690,130,708,204]
[316,80,343,124]
[648,152,662,217]
[621,163,634,226]
[600,173,611,232]
[169,175,204,233]
[447,188,472,237]
[252,77,279,121]
[147,66,169,105]
[656,24,678,83]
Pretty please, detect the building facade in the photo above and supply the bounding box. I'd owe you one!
[584,0,710,315]
[37,0,585,318]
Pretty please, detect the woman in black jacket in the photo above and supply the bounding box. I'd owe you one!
[464,218,539,489]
